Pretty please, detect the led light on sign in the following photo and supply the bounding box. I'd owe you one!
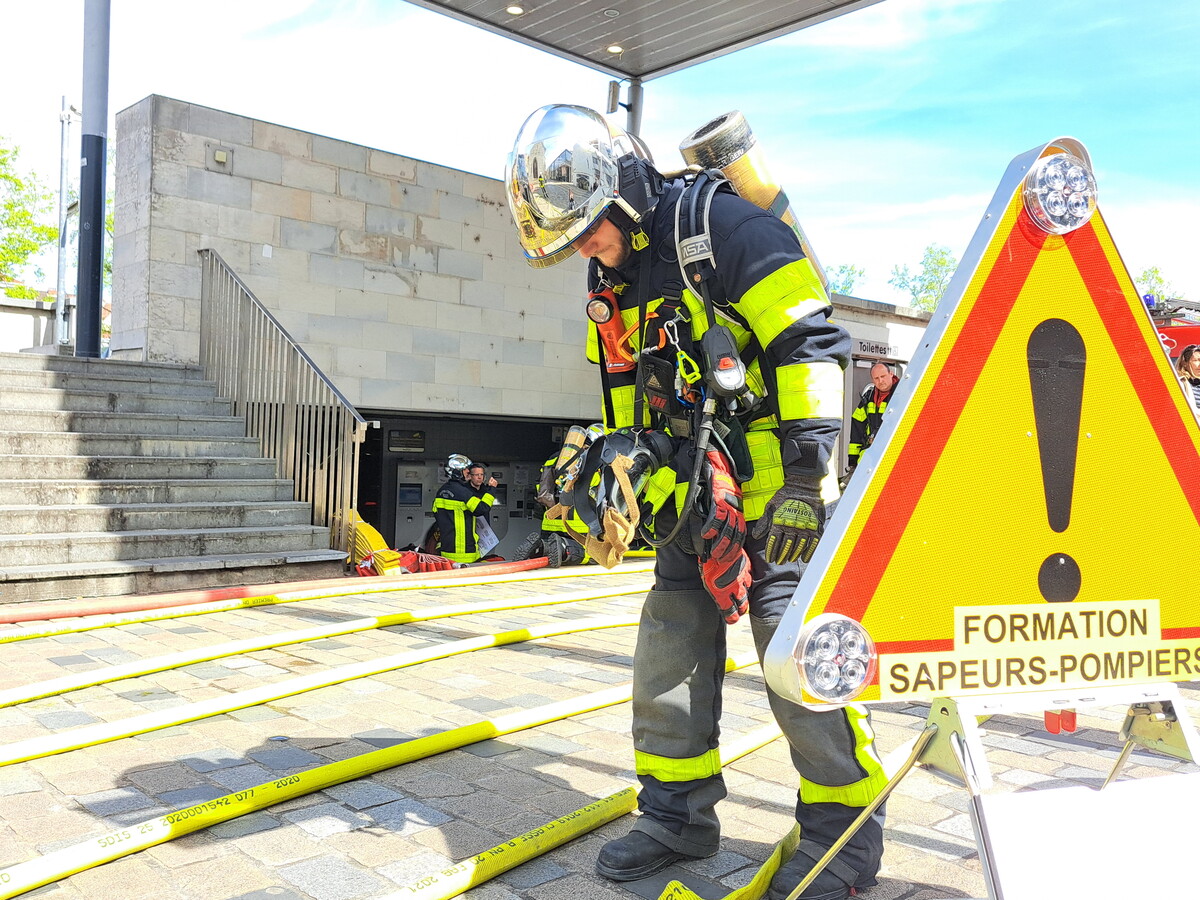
[1023,152,1097,235]
[795,614,876,702]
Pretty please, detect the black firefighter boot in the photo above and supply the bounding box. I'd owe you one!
[596,831,712,882]
[766,838,881,900]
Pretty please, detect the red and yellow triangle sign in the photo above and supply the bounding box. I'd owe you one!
[768,140,1200,706]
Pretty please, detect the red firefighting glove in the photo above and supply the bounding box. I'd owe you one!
[698,449,752,624]
[751,473,825,564]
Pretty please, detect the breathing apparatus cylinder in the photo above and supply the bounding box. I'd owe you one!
[554,423,606,495]
[555,426,589,493]
[678,110,828,292]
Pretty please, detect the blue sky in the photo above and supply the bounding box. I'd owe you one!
[4,0,1197,305]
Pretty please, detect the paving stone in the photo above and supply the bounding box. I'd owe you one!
[323,781,405,809]
[366,797,453,835]
[513,734,586,755]
[181,747,246,772]
[32,709,101,729]
[180,663,242,680]
[249,746,324,770]
[376,848,455,885]
[352,727,411,748]
[75,786,156,816]
[496,856,569,889]
[84,648,139,663]
[462,739,521,758]
[159,784,231,807]
[46,655,96,668]
[452,695,510,712]
[209,763,275,791]
[209,811,282,839]
[282,801,373,837]
[278,854,389,900]
[0,773,42,796]
[228,706,287,722]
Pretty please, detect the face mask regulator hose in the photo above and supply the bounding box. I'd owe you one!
[639,397,718,548]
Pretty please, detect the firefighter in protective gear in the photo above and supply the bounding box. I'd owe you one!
[506,105,886,900]
[430,455,496,563]
[846,362,899,473]
[512,456,591,566]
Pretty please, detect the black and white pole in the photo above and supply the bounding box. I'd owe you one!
[76,0,111,359]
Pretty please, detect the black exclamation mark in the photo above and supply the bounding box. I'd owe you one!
[1027,319,1085,602]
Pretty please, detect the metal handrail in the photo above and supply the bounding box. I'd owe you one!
[198,249,367,554]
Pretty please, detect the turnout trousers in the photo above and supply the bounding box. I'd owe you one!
[629,523,887,877]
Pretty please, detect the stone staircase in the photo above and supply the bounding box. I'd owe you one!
[0,351,348,603]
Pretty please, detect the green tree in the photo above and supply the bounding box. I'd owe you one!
[889,244,958,312]
[0,138,57,300]
[826,263,864,296]
[1136,266,1185,303]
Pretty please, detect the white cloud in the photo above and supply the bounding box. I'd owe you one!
[776,0,998,49]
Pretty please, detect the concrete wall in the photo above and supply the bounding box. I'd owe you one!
[1,298,55,352]
[112,95,595,420]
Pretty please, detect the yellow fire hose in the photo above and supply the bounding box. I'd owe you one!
[0,581,652,709]
[0,615,639,768]
[0,561,655,645]
[0,653,759,900]
[387,722,789,900]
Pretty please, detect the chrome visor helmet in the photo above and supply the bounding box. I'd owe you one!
[446,454,471,481]
[505,104,657,269]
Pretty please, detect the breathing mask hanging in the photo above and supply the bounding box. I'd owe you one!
[545,427,674,569]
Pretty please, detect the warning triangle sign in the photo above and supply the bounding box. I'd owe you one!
[765,138,1200,706]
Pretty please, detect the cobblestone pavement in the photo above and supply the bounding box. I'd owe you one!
[0,563,1196,900]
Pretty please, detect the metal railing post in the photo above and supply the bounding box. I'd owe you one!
[197,249,366,553]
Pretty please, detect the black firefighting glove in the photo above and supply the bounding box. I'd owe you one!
[751,473,825,565]
[698,449,752,624]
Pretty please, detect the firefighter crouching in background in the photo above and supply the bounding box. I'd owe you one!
[512,456,591,566]
[505,105,886,900]
[431,454,497,564]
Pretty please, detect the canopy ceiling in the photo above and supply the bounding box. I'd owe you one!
[405,0,886,81]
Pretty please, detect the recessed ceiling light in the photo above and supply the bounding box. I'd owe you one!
[505,4,525,14]
[606,43,623,54]
[603,8,619,16]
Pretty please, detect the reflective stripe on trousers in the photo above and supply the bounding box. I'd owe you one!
[630,523,886,862]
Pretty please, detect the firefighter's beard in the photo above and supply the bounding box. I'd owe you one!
[597,233,631,269]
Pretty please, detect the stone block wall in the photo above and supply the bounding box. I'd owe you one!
[112,95,596,419]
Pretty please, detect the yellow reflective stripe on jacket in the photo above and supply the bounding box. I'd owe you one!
[734,258,829,348]
[640,465,677,517]
[635,747,723,782]
[465,490,496,514]
[775,362,844,421]
[741,428,784,522]
[431,498,473,561]
[608,384,639,429]
[798,705,887,807]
